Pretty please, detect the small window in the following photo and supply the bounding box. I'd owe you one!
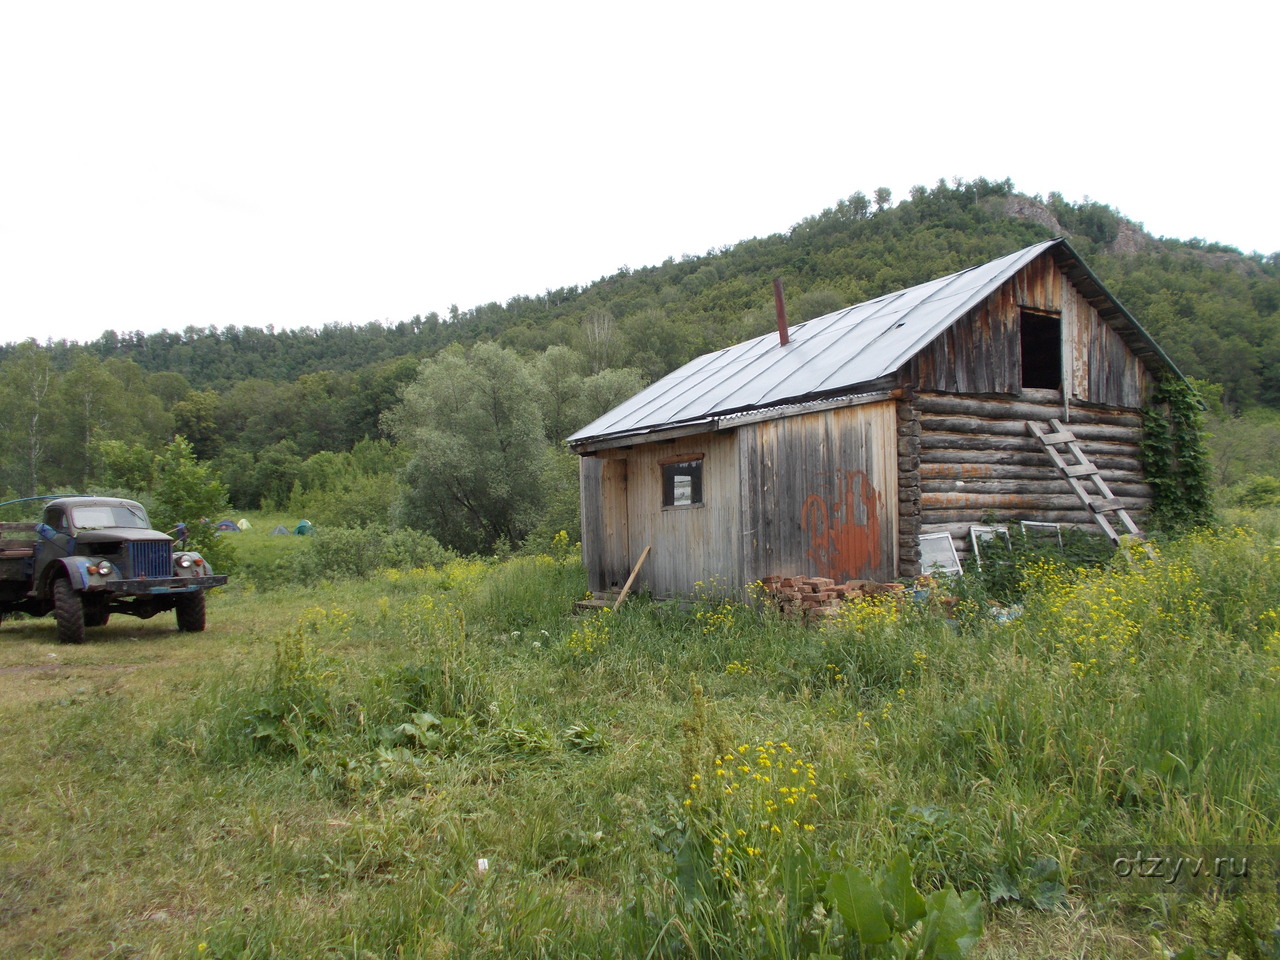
[661,456,704,507]
[1020,309,1062,390]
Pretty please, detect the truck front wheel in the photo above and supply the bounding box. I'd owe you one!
[84,599,110,628]
[175,592,206,633]
[53,579,85,644]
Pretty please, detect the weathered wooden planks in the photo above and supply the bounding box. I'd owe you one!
[742,401,898,585]
[913,252,1153,408]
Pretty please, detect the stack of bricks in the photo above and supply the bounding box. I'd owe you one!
[758,575,904,621]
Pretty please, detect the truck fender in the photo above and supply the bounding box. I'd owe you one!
[47,557,97,592]
[174,550,216,576]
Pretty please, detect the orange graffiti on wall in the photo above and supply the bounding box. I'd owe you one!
[801,469,882,581]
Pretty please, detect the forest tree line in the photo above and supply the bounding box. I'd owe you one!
[3,177,1279,553]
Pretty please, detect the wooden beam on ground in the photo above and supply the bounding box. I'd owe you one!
[613,545,652,611]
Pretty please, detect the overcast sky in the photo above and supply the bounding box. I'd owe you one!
[3,1,1276,347]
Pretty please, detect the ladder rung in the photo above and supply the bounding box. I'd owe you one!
[1038,430,1076,445]
[1089,497,1123,513]
[1064,463,1100,478]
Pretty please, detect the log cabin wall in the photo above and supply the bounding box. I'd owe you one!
[582,431,741,598]
[739,401,899,585]
[896,391,923,578]
[913,393,1150,565]
[903,253,1155,565]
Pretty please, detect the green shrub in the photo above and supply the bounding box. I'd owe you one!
[305,524,453,579]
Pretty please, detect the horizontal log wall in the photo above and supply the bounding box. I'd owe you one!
[914,391,1151,564]
[896,393,922,578]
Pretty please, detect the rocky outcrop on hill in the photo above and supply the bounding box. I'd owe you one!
[1108,218,1157,255]
[1002,195,1063,234]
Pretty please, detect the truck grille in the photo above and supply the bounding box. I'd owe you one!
[129,541,172,579]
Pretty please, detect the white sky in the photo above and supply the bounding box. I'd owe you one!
[3,1,1276,347]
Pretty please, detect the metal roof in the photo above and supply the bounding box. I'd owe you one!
[567,238,1173,447]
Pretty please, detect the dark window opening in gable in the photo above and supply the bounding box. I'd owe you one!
[1020,310,1062,390]
[661,456,704,508]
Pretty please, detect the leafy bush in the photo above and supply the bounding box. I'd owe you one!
[304,524,453,580]
[1227,474,1280,509]
[938,523,1116,607]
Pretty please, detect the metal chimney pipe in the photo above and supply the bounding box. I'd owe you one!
[772,277,789,346]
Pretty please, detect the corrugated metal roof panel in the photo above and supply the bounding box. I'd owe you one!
[567,238,1156,446]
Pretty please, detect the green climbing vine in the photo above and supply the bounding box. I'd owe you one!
[1141,376,1214,532]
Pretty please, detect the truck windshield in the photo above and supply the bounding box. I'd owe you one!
[69,504,151,530]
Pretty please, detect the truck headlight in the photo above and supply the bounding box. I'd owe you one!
[177,555,194,569]
[92,561,113,576]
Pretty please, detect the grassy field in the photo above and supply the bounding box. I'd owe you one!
[1,519,1278,959]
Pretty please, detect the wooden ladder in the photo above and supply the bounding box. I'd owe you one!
[1027,418,1144,545]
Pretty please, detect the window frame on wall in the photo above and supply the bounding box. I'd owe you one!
[660,453,705,509]
[1019,308,1064,392]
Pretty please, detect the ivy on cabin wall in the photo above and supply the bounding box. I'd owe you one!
[1140,377,1214,532]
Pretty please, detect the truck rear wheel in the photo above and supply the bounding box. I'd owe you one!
[175,592,206,632]
[53,579,85,644]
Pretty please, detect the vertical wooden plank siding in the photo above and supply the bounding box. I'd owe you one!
[600,459,630,588]
[1074,288,1149,408]
[594,432,740,599]
[579,456,631,592]
[914,285,1021,394]
[1063,286,1088,401]
[741,402,898,584]
[912,253,1150,409]
[579,457,606,592]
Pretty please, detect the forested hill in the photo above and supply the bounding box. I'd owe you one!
[13,177,1280,405]
[3,177,1279,527]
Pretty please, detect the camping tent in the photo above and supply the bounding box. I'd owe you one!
[214,519,240,533]
[270,525,292,535]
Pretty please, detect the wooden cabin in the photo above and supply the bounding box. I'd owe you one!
[566,238,1184,598]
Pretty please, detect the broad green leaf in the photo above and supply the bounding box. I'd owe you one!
[917,888,983,960]
[879,850,927,930]
[1025,856,1060,883]
[825,866,893,946]
[987,869,1020,905]
[673,831,716,903]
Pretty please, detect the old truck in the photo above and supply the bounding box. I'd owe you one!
[0,496,228,642]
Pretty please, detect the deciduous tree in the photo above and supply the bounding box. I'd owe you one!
[383,343,548,554]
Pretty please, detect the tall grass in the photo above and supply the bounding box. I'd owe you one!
[2,522,1277,957]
